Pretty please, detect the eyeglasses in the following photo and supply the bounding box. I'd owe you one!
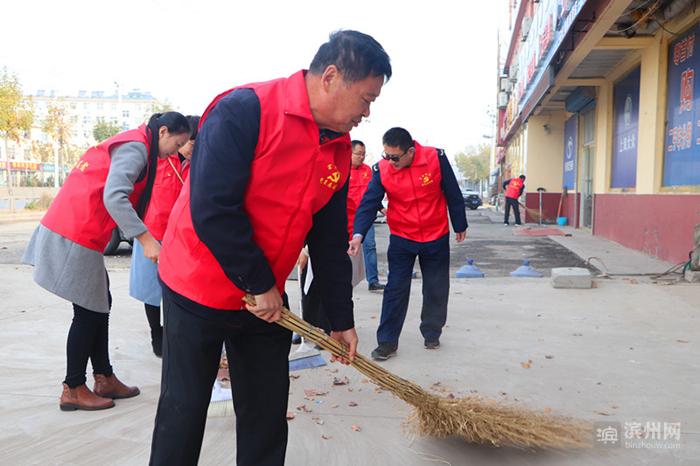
[381,149,408,162]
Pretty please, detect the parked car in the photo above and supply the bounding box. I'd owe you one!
[104,228,132,255]
[461,190,482,210]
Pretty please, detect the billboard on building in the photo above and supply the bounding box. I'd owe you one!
[611,67,640,188]
[664,22,700,186]
[563,115,578,189]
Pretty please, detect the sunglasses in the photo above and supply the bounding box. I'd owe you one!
[381,149,409,162]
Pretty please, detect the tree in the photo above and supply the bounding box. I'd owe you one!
[0,68,33,192]
[31,141,54,163]
[454,143,491,181]
[93,119,120,142]
[42,103,73,184]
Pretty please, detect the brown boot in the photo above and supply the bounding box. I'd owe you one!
[60,383,115,411]
[93,374,140,399]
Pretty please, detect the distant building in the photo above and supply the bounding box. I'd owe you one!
[0,88,160,187]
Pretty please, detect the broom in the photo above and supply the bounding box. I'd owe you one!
[243,296,592,449]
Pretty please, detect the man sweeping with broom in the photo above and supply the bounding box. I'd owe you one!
[150,30,392,466]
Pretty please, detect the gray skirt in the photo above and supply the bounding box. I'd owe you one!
[22,224,111,313]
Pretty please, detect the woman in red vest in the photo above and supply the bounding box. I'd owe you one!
[129,115,199,357]
[22,112,190,411]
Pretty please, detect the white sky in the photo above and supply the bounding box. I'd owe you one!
[1,0,505,162]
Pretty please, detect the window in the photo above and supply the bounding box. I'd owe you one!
[122,110,130,118]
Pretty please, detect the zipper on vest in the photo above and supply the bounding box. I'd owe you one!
[408,170,425,240]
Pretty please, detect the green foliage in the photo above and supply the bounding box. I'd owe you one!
[0,68,34,143]
[92,119,121,142]
[25,192,54,210]
[454,143,491,181]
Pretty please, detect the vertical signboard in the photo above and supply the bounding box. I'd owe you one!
[611,67,640,188]
[563,115,578,189]
[664,23,700,186]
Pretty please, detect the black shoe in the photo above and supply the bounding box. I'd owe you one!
[368,282,385,292]
[371,342,398,361]
[151,327,163,358]
[291,333,302,345]
[424,339,440,350]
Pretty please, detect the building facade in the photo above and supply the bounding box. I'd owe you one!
[497,0,700,263]
[1,88,158,187]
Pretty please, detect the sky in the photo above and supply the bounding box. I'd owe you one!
[1,0,505,163]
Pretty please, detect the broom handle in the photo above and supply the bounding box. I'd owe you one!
[243,296,428,403]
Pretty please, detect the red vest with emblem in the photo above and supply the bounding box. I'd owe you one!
[378,141,449,242]
[143,155,183,241]
[347,163,372,237]
[158,71,352,310]
[505,178,524,199]
[40,126,151,252]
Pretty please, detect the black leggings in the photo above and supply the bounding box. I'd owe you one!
[64,304,113,388]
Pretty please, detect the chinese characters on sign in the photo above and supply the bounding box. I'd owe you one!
[664,22,700,186]
[611,67,640,188]
[563,115,578,189]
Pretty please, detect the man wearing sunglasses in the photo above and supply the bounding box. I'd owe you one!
[348,127,467,361]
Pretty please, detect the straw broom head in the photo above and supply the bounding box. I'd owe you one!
[243,296,592,449]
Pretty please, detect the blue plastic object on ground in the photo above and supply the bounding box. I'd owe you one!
[510,259,543,277]
[456,259,485,278]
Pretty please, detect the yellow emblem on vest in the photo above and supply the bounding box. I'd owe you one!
[320,163,341,190]
[75,160,89,172]
[420,172,434,186]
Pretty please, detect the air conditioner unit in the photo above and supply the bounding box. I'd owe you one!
[500,77,509,92]
[497,92,508,109]
[509,63,519,81]
[521,17,532,41]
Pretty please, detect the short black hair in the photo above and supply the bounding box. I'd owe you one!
[186,115,200,140]
[519,175,526,180]
[309,30,392,83]
[351,139,365,149]
[382,127,413,152]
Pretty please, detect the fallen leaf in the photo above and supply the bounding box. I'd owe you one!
[296,404,312,413]
[326,368,339,374]
[611,405,619,409]
[286,411,296,420]
[447,393,455,399]
[312,417,324,425]
[544,355,554,359]
[331,404,339,408]
[333,376,350,386]
[304,389,328,397]
[351,424,361,432]
[348,401,358,407]
[499,391,507,396]
[521,360,532,369]
[321,434,332,440]
[595,411,611,416]
[543,407,553,414]
[677,339,689,344]
[289,374,300,380]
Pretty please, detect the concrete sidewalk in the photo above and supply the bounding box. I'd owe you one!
[0,215,698,465]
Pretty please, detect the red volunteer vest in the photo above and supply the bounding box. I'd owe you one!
[379,141,449,242]
[40,126,151,252]
[158,70,351,310]
[143,155,183,241]
[347,163,372,237]
[505,178,524,199]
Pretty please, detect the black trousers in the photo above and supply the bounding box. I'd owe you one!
[64,300,113,388]
[150,285,292,466]
[504,197,522,225]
